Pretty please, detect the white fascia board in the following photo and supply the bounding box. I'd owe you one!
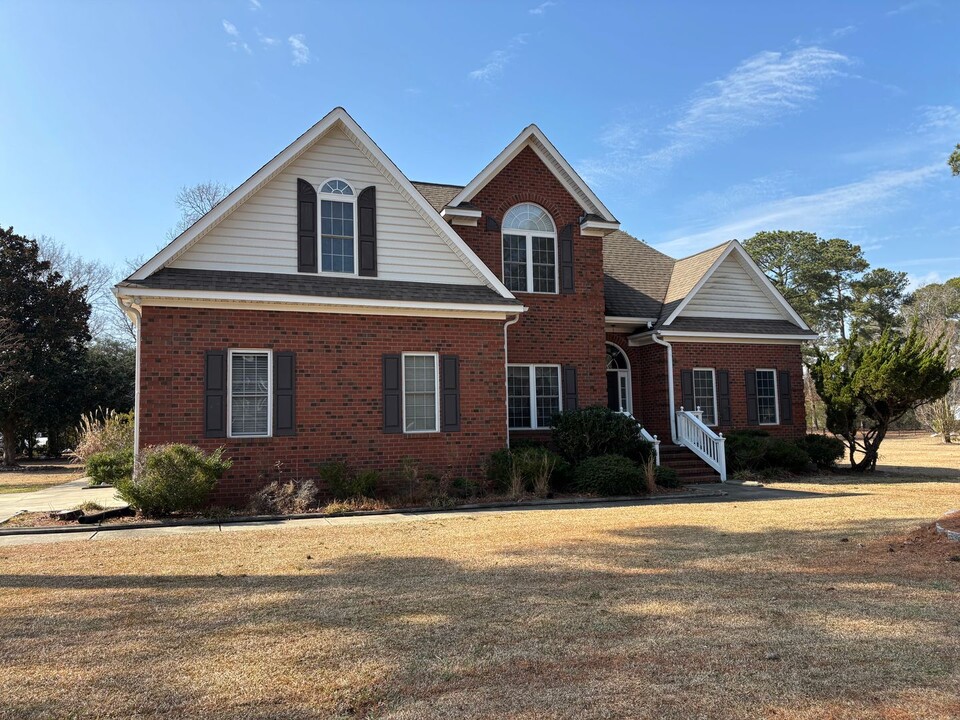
[449,125,617,222]
[580,219,621,237]
[115,286,527,316]
[654,330,817,343]
[441,207,482,219]
[605,316,657,325]
[129,107,516,302]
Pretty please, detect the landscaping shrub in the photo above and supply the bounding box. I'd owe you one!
[74,409,134,464]
[249,478,319,515]
[725,430,812,473]
[573,454,645,496]
[117,444,230,516]
[798,433,845,468]
[86,449,134,486]
[654,465,681,488]
[487,446,569,495]
[320,461,379,500]
[551,406,651,465]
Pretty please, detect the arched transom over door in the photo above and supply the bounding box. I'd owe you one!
[605,342,632,415]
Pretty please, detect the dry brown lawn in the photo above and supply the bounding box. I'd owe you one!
[874,432,960,475]
[0,468,958,720]
[0,462,83,495]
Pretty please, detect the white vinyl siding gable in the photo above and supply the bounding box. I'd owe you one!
[679,253,789,321]
[170,126,482,285]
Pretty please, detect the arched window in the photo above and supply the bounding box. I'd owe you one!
[605,342,633,415]
[502,203,557,293]
[319,178,356,273]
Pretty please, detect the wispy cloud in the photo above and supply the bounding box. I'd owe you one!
[656,164,940,256]
[249,0,261,9]
[288,34,310,65]
[256,29,279,47]
[222,19,251,54]
[529,1,555,15]
[468,34,528,82]
[582,46,850,183]
[887,0,936,17]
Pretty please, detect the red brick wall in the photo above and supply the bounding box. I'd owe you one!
[670,342,806,439]
[138,306,507,505]
[454,146,608,443]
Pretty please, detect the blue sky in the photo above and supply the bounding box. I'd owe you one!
[1,0,958,286]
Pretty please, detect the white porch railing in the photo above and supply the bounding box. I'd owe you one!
[639,426,660,466]
[675,407,727,482]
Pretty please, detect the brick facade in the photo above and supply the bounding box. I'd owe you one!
[454,146,608,444]
[138,306,507,505]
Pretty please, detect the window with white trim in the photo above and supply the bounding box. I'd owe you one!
[403,353,439,433]
[756,369,779,425]
[502,203,557,294]
[693,368,718,426]
[319,178,356,274]
[508,364,561,429]
[228,350,272,437]
[605,343,632,414]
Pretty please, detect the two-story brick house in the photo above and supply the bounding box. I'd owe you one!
[116,107,816,502]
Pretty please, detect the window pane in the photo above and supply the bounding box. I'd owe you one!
[756,370,778,424]
[231,352,269,436]
[693,370,716,425]
[507,366,531,429]
[535,366,560,427]
[404,355,437,432]
[503,203,554,233]
[320,179,353,196]
[503,234,527,292]
[321,199,355,273]
[531,236,556,293]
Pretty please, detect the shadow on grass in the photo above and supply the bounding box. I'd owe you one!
[0,515,958,719]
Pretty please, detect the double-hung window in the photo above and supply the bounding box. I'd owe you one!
[507,364,561,429]
[403,353,439,433]
[502,203,557,294]
[693,368,718,426]
[319,178,356,274]
[756,369,779,425]
[228,349,272,438]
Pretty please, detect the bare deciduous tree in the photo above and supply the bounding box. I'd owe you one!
[168,181,230,239]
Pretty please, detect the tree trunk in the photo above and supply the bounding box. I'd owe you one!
[1,422,17,467]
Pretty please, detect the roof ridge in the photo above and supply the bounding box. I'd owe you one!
[410,180,465,189]
[676,240,732,262]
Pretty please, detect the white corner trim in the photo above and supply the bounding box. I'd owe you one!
[449,125,617,222]
[128,107,516,301]
[662,241,810,330]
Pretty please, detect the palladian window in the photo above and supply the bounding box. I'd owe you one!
[502,203,557,293]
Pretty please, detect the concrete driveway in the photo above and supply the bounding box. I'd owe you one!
[0,478,123,523]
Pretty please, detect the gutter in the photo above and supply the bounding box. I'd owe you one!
[650,332,678,444]
[503,313,521,448]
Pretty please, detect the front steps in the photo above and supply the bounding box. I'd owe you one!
[659,444,721,484]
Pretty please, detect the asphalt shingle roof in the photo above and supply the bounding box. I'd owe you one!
[602,230,675,318]
[411,182,463,212]
[119,268,521,306]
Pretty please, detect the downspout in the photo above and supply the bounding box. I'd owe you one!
[117,294,142,461]
[503,313,521,448]
[650,332,677,444]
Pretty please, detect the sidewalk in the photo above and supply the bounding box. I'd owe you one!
[0,478,122,524]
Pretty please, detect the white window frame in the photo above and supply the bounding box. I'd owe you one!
[318,177,358,277]
[692,367,718,427]
[401,352,440,434]
[756,368,780,426]
[605,342,633,416]
[501,203,558,295]
[507,363,562,430]
[227,348,273,439]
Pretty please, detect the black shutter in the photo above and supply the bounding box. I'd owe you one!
[717,370,732,425]
[441,355,460,432]
[562,365,578,411]
[204,350,227,438]
[297,179,318,273]
[485,215,500,232]
[745,369,759,425]
[778,370,793,423]
[357,186,377,277]
[680,370,694,411]
[274,352,296,436]
[559,223,574,294]
[383,354,402,433]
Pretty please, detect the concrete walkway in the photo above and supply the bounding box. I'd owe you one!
[0,483,832,548]
[0,478,123,523]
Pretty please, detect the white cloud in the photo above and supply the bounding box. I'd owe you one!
[657,164,941,257]
[249,0,262,9]
[222,19,251,54]
[256,29,279,47]
[468,34,529,82]
[831,25,856,39]
[529,1,555,15]
[887,0,935,17]
[288,34,310,65]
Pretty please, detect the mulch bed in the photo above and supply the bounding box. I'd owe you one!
[860,520,960,566]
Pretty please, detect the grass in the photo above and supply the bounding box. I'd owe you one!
[873,431,960,474]
[0,469,958,719]
[0,461,83,495]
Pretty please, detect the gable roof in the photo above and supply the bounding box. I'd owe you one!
[126,108,514,301]
[447,125,618,223]
[658,243,730,322]
[412,182,462,212]
[602,231,674,319]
